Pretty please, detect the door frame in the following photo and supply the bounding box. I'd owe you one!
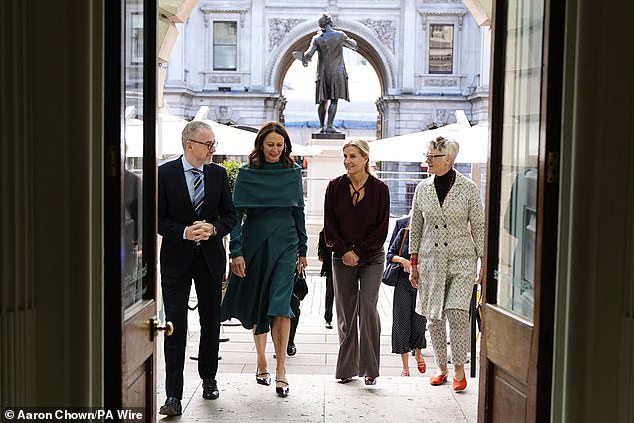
[104,0,158,416]
[478,0,565,421]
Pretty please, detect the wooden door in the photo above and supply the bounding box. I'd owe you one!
[479,0,564,421]
[105,0,159,419]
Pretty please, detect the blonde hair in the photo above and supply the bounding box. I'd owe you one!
[342,139,371,174]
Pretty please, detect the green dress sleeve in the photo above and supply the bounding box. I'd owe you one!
[293,206,308,256]
[229,207,245,257]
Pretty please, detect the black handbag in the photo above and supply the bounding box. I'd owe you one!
[293,267,308,300]
[381,263,401,286]
[382,227,409,286]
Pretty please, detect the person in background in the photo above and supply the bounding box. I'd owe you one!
[324,139,389,385]
[286,290,301,356]
[221,121,308,398]
[318,228,334,329]
[409,136,485,392]
[157,121,236,416]
[386,215,427,377]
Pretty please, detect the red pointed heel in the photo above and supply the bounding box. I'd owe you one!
[430,373,448,386]
[453,375,467,391]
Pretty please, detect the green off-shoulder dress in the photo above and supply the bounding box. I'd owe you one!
[220,162,307,334]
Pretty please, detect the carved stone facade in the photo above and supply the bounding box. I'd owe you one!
[360,18,396,53]
[163,1,490,139]
[268,18,306,52]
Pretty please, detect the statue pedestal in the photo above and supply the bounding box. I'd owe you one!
[311,132,345,140]
[304,133,346,269]
[305,133,347,220]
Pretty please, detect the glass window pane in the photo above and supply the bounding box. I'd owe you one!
[495,0,544,321]
[214,46,237,70]
[213,21,237,44]
[213,21,237,71]
[131,13,143,63]
[429,24,453,74]
[123,0,148,310]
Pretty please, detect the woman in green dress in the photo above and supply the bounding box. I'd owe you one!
[221,121,308,397]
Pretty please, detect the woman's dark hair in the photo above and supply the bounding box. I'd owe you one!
[247,121,294,168]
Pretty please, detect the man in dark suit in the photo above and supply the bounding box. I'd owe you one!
[158,121,236,416]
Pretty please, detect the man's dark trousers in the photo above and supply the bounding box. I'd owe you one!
[162,252,221,398]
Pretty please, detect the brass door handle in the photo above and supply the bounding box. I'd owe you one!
[148,318,174,340]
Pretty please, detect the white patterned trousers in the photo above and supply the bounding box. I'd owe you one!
[428,308,470,367]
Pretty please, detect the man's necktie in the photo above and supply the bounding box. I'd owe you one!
[190,168,204,215]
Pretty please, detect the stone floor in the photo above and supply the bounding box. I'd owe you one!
[156,273,480,422]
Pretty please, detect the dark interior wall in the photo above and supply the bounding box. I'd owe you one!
[0,0,103,407]
[554,0,634,421]
[0,0,36,407]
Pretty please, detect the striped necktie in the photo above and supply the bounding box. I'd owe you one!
[190,168,204,215]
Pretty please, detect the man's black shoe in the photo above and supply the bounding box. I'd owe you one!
[159,397,182,416]
[287,341,297,356]
[202,378,219,400]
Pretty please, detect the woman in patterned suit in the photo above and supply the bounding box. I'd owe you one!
[409,136,485,391]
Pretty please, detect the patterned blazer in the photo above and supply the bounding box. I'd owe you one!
[409,170,485,320]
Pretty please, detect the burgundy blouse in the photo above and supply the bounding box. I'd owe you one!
[324,174,390,259]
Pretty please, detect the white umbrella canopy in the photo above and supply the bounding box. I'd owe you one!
[124,118,144,157]
[125,114,320,158]
[201,120,320,157]
[369,122,489,164]
[202,119,256,156]
[290,142,321,157]
[158,112,189,156]
[457,122,488,163]
[124,113,189,158]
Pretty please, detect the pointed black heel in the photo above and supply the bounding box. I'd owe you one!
[255,369,271,386]
[275,379,289,397]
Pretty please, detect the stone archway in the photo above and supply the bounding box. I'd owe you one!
[269,34,393,97]
[266,19,397,100]
[264,19,397,137]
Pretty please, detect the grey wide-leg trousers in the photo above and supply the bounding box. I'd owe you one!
[332,250,384,379]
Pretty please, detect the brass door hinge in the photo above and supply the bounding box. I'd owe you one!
[547,152,559,183]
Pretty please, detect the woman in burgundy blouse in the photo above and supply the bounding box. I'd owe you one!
[324,139,390,385]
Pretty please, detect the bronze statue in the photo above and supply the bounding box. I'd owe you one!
[294,13,358,133]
